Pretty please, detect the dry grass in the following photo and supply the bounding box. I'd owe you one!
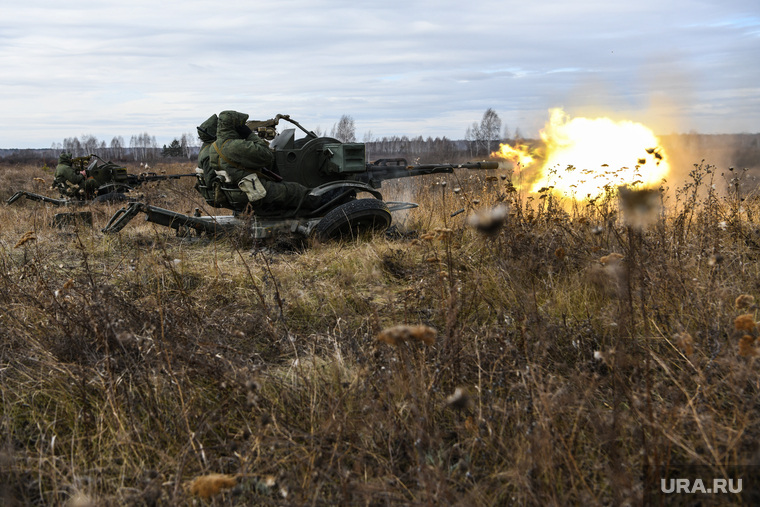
[1,159,760,505]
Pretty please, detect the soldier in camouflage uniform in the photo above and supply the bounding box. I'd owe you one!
[194,114,227,207]
[210,110,324,211]
[53,152,97,198]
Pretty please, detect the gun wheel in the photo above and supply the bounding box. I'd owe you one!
[314,198,392,241]
[93,192,129,203]
[97,183,133,196]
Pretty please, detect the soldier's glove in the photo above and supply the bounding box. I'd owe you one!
[235,124,253,139]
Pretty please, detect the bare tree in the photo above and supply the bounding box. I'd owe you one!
[129,135,138,161]
[148,134,158,161]
[478,108,502,155]
[465,125,478,157]
[513,127,523,142]
[80,134,99,156]
[331,115,356,143]
[110,136,125,160]
[363,130,373,160]
[130,133,158,161]
[465,109,503,156]
[180,132,196,159]
[180,134,188,158]
[63,137,82,156]
[47,142,63,159]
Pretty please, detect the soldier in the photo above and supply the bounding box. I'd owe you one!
[53,152,97,198]
[194,114,226,207]
[210,110,324,211]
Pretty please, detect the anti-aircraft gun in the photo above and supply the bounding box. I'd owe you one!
[102,114,499,241]
[7,154,196,206]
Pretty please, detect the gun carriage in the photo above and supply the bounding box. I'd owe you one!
[102,114,498,241]
[7,154,195,206]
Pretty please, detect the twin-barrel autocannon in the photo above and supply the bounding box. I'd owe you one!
[7,154,195,207]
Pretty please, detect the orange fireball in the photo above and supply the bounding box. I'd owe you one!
[493,108,670,198]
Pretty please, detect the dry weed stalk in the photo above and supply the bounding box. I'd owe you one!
[466,204,508,236]
[734,314,756,333]
[3,156,760,504]
[674,332,695,356]
[735,294,755,310]
[445,386,473,411]
[376,324,437,347]
[738,335,757,357]
[188,473,237,498]
[14,230,36,248]
[618,186,661,229]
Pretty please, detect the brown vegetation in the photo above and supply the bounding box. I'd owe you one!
[1,158,759,504]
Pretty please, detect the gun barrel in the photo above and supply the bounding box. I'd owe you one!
[127,173,197,186]
[6,190,71,207]
[139,172,197,180]
[460,161,499,170]
[360,160,500,187]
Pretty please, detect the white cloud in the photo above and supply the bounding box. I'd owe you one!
[0,0,757,148]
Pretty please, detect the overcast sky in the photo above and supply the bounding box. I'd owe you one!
[1,0,758,149]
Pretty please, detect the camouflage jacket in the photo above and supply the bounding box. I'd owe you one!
[197,114,218,186]
[54,161,85,191]
[209,110,274,185]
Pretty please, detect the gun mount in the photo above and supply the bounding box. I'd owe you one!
[7,154,195,207]
[103,114,499,241]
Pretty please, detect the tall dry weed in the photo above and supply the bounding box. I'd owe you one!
[0,159,759,504]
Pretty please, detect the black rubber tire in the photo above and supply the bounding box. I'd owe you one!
[314,199,392,241]
[97,184,133,196]
[93,192,129,203]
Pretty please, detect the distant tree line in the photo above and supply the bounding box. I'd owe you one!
[1,110,514,163]
[8,108,757,168]
[43,132,200,162]
[330,111,515,163]
[365,136,462,163]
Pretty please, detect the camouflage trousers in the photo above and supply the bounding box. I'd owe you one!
[259,179,321,210]
[59,177,98,198]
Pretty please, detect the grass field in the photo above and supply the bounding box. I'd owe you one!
[1,157,759,505]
